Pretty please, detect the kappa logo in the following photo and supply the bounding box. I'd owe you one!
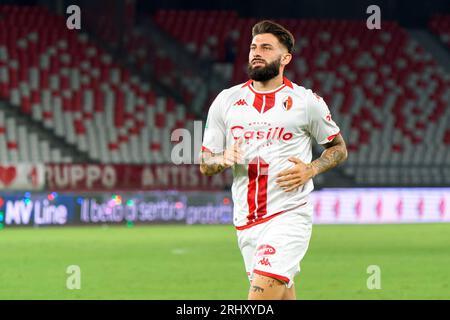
[233,99,248,106]
[258,257,272,267]
[282,96,293,111]
[326,113,332,121]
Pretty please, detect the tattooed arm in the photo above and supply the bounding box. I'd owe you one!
[199,151,227,176]
[276,134,348,192]
[309,133,348,177]
[199,138,244,176]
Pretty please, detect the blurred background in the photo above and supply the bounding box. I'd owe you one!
[0,0,449,299]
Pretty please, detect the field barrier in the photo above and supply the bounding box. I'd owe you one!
[0,188,449,228]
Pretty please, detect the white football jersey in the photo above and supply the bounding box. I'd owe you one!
[201,78,340,229]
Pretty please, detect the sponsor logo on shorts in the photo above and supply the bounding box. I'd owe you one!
[258,257,272,267]
[256,244,276,256]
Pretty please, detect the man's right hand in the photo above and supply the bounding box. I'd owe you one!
[222,138,245,168]
[199,138,245,176]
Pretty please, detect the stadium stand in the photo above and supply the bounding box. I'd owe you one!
[0,107,71,163]
[0,5,195,164]
[0,6,448,185]
[154,10,241,63]
[123,27,209,114]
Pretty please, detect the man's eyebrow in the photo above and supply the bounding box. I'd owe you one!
[250,43,274,47]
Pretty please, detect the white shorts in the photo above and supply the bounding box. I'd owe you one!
[236,203,313,288]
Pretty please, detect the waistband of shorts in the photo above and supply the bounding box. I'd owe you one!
[235,201,308,231]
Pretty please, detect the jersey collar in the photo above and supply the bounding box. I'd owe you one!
[241,77,294,94]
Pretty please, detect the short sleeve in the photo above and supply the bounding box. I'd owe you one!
[201,91,227,154]
[306,91,340,145]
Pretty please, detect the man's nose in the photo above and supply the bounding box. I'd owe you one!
[251,51,262,59]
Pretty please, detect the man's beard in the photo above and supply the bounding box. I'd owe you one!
[247,57,281,82]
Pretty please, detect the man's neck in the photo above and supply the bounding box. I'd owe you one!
[252,74,284,92]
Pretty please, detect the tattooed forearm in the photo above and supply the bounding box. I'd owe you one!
[200,139,243,176]
[251,285,265,293]
[199,152,226,176]
[310,134,348,177]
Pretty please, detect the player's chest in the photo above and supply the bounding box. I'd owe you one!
[224,91,307,130]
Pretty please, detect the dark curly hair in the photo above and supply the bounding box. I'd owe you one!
[252,20,295,54]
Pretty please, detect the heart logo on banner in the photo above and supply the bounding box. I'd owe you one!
[0,166,17,186]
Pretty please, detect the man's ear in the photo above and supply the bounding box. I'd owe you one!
[281,53,292,66]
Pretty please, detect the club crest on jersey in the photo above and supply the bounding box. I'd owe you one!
[282,96,293,111]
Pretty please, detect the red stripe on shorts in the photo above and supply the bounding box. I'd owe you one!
[253,269,290,284]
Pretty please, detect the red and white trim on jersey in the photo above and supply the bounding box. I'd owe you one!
[253,269,290,284]
[236,201,307,230]
[241,77,294,114]
[201,145,212,153]
[241,77,294,91]
[327,131,340,142]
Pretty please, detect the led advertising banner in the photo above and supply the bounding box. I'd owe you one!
[0,188,449,228]
[77,191,233,225]
[0,192,77,226]
[0,191,234,227]
[309,188,450,224]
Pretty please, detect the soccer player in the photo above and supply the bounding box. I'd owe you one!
[199,20,348,300]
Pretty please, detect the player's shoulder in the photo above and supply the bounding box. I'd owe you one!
[210,83,244,106]
[287,81,316,99]
[288,81,326,106]
[221,82,248,98]
[209,83,248,112]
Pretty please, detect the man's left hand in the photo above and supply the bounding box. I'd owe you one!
[276,157,316,192]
